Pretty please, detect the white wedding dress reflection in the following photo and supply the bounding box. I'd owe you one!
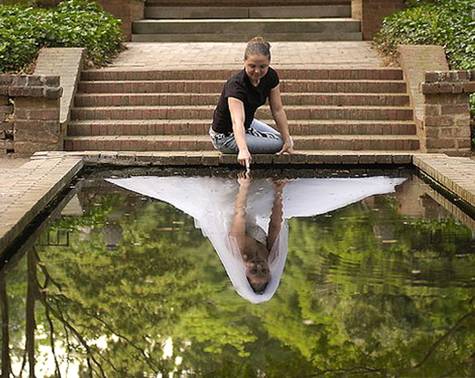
[106,175,405,304]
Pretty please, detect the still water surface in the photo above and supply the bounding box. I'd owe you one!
[1,169,474,377]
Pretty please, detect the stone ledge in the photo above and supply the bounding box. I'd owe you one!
[32,150,414,166]
[34,47,85,126]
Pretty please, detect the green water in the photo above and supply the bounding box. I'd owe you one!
[0,170,474,377]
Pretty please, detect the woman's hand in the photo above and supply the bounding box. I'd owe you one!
[277,137,295,155]
[237,170,252,187]
[238,148,252,169]
[272,178,288,192]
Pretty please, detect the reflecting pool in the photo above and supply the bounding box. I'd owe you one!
[1,169,474,377]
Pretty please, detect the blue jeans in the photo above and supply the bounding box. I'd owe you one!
[209,119,284,154]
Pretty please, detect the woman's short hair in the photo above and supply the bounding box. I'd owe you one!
[244,36,271,60]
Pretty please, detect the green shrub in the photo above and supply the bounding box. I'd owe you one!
[374,0,475,146]
[0,0,123,73]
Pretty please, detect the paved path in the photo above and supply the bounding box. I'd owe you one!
[0,158,83,258]
[108,41,385,70]
[413,154,475,208]
[0,158,29,169]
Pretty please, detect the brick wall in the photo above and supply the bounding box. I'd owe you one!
[421,70,475,156]
[0,90,14,155]
[0,75,63,155]
[97,0,144,41]
[352,0,405,40]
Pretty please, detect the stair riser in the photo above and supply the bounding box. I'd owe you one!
[82,69,403,81]
[69,122,416,136]
[132,20,361,34]
[145,5,351,19]
[71,107,413,121]
[75,94,410,107]
[65,138,419,151]
[78,81,407,94]
[131,32,362,42]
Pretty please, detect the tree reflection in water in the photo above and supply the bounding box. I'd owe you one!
[0,172,474,377]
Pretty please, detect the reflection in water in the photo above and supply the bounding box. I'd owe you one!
[1,171,474,377]
[106,175,406,303]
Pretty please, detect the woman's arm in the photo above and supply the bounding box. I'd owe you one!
[229,175,251,250]
[269,85,295,154]
[267,179,285,252]
[228,97,251,167]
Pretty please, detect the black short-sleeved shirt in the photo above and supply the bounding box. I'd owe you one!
[212,67,280,134]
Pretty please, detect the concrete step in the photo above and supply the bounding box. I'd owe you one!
[131,32,362,42]
[74,93,410,107]
[145,5,351,19]
[132,18,361,34]
[78,80,407,94]
[71,105,413,121]
[68,119,416,136]
[64,135,420,152]
[81,68,403,81]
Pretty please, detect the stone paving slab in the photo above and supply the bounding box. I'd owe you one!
[0,157,83,258]
[413,154,475,209]
[108,41,384,70]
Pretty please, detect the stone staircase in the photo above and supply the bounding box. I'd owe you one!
[65,68,420,152]
[133,0,361,42]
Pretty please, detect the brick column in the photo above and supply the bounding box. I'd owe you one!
[352,0,405,40]
[420,71,474,156]
[97,0,144,41]
[0,75,63,155]
[0,89,14,154]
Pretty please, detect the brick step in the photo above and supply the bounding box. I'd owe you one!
[133,18,360,34]
[81,68,403,81]
[71,105,413,121]
[64,135,420,151]
[78,80,407,94]
[145,5,351,19]
[68,119,416,136]
[74,93,410,107]
[131,32,362,42]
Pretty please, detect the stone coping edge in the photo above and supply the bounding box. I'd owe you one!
[31,151,414,166]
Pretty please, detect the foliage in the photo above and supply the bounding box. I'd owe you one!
[373,0,475,144]
[375,0,475,69]
[0,0,123,73]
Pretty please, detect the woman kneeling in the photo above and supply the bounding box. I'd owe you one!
[209,37,295,167]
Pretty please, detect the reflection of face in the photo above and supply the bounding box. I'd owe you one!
[245,257,271,294]
[244,54,270,85]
